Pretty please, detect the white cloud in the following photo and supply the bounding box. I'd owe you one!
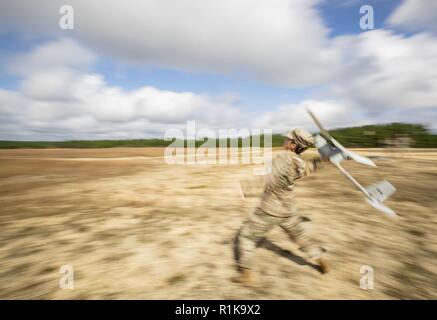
[7,38,96,75]
[388,0,437,34]
[1,2,437,140]
[5,39,97,102]
[0,39,245,140]
[3,31,437,140]
[0,0,339,86]
[20,69,80,102]
[252,99,357,134]
[251,30,437,131]
[330,30,437,112]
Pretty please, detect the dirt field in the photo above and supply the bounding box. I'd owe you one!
[0,147,436,299]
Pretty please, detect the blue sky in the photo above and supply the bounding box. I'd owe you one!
[0,0,436,140]
[319,0,400,36]
[0,1,392,101]
[0,28,316,115]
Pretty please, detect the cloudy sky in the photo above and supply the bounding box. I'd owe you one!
[0,0,436,140]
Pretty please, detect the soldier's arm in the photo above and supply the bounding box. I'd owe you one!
[304,158,323,175]
[291,154,324,178]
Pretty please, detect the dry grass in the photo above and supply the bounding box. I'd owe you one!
[0,148,436,299]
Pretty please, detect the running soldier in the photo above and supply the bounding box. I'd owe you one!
[233,128,329,285]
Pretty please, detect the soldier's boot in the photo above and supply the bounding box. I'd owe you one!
[231,268,255,286]
[315,258,330,275]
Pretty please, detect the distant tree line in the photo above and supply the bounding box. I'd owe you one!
[1,123,436,149]
[327,123,437,148]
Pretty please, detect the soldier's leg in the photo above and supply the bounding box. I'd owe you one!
[279,215,326,263]
[235,208,274,272]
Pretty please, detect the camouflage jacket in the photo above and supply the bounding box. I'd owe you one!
[259,151,321,218]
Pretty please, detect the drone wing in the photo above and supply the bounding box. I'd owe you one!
[310,112,396,217]
[333,160,397,217]
[309,108,376,167]
[330,137,376,167]
[307,108,331,140]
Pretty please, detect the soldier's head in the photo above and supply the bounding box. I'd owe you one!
[283,128,315,154]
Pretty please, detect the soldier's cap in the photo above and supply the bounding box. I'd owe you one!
[284,128,315,148]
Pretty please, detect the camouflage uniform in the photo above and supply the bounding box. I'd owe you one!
[236,130,325,270]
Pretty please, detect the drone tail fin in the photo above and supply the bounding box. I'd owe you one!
[365,180,397,217]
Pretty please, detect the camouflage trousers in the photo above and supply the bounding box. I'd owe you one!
[235,207,325,270]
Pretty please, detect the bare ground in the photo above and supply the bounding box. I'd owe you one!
[0,148,436,299]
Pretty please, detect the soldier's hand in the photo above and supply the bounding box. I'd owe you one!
[316,153,329,162]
